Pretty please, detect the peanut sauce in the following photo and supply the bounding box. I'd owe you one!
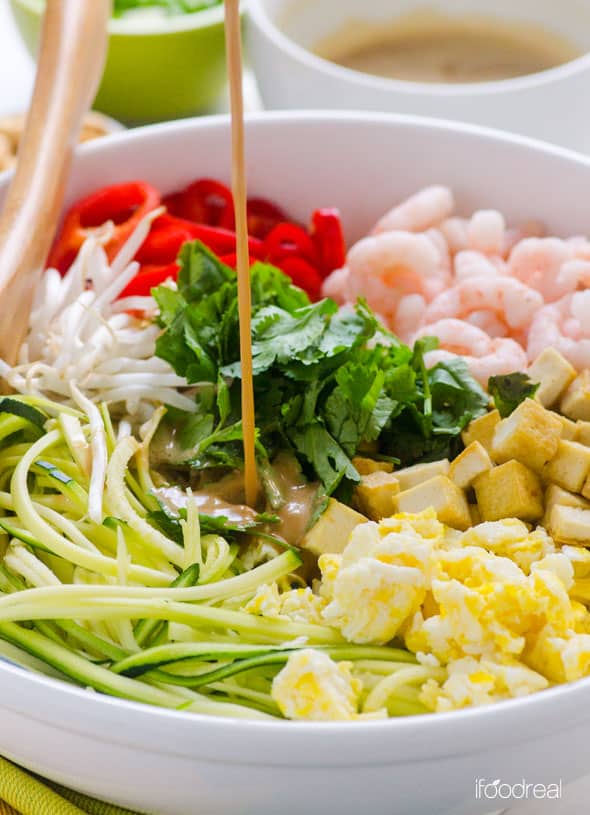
[224,0,258,507]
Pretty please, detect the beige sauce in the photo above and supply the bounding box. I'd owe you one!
[270,453,319,545]
[154,484,258,526]
[316,11,580,83]
[224,0,258,506]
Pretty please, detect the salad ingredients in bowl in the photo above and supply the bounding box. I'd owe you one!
[3,158,590,725]
[10,0,229,122]
[113,0,222,17]
[3,113,590,815]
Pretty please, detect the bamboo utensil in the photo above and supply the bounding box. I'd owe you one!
[0,0,110,364]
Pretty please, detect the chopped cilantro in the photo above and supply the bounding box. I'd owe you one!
[489,373,539,418]
[154,241,489,494]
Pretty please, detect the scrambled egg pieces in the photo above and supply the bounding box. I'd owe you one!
[262,511,590,719]
[272,649,361,721]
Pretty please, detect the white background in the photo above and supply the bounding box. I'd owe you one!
[0,0,588,812]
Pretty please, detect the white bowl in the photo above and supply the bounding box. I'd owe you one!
[2,112,590,815]
[247,0,590,153]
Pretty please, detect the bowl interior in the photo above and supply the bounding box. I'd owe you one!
[263,0,590,71]
[3,113,590,815]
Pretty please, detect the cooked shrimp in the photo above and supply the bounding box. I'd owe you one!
[465,310,508,338]
[422,277,544,332]
[425,228,451,274]
[414,319,528,385]
[454,251,506,282]
[414,319,493,357]
[507,237,572,301]
[322,266,351,305]
[556,259,590,293]
[502,220,546,258]
[373,186,454,234]
[347,231,447,320]
[393,294,427,342]
[527,292,590,370]
[440,216,469,255]
[467,210,505,255]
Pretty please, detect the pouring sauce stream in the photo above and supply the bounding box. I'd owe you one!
[224,0,258,506]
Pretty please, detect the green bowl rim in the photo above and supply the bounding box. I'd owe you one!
[10,0,234,36]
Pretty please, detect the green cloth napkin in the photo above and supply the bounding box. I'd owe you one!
[0,757,141,815]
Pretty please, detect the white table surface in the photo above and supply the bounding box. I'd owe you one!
[0,1,588,813]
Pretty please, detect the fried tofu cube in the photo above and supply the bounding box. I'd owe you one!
[556,414,578,440]
[545,484,590,512]
[491,398,562,473]
[560,371,590,421]
[528,347,576,408]
[394,459,450,492]
[544,485,590,533]
[575,421,590,447]
[547,505,590,546]
[461,410,500,456]
[394,475,471,530]
[543,440,590,493]
[301,499,367,557]
[583,476,590,502]
[449,441,493,489]
[353,471,400,520]
[351,456,394,476]
[469,504,481,525]
[473,460,544,522]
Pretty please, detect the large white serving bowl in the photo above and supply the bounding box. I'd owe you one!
[2,112,590,815]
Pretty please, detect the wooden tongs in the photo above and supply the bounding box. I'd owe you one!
[0,0,110,365]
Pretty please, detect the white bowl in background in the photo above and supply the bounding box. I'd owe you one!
[247,0,590,153]
[2,112,590,814]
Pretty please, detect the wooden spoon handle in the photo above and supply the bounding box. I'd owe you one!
[0,0,110,364]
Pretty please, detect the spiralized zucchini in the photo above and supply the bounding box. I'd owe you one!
[0,396,441,719]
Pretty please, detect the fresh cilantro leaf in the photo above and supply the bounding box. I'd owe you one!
[153,241,491,494]
[489,373,539,418]
[288,422,360,495]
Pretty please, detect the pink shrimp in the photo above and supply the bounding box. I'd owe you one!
[454,251,507,282]
[346,230,448,322]
[467,210,505,256]
[425,228,452,275]
[422,276,544,333]
[527,292,590,370]
[507,237,572,301]
[373,186,454,234]
[440,216,469,255]
[414,319,528,385]
[392,294,427,342]
[465,310,508,338]
[502,220,546,258]
[321,266,351,305]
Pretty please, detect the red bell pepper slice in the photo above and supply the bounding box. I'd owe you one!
[171,178,235,230]
[218,253,260,269]
[263,222,319,266]
[246,197,289,240]
[310,208,346,277]
[279,256,324,302]
[118,263,180,299]
[48,181,161,274]
[136,214,264,266]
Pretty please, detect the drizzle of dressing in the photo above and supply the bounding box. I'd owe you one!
[270,453,319,546]
[154,483,258,526]
[154,6,319,546]
[224,0,258,506]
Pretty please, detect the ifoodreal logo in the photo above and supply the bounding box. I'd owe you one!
[475,777,562,801]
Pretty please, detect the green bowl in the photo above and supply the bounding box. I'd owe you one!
[9,0,230,124]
